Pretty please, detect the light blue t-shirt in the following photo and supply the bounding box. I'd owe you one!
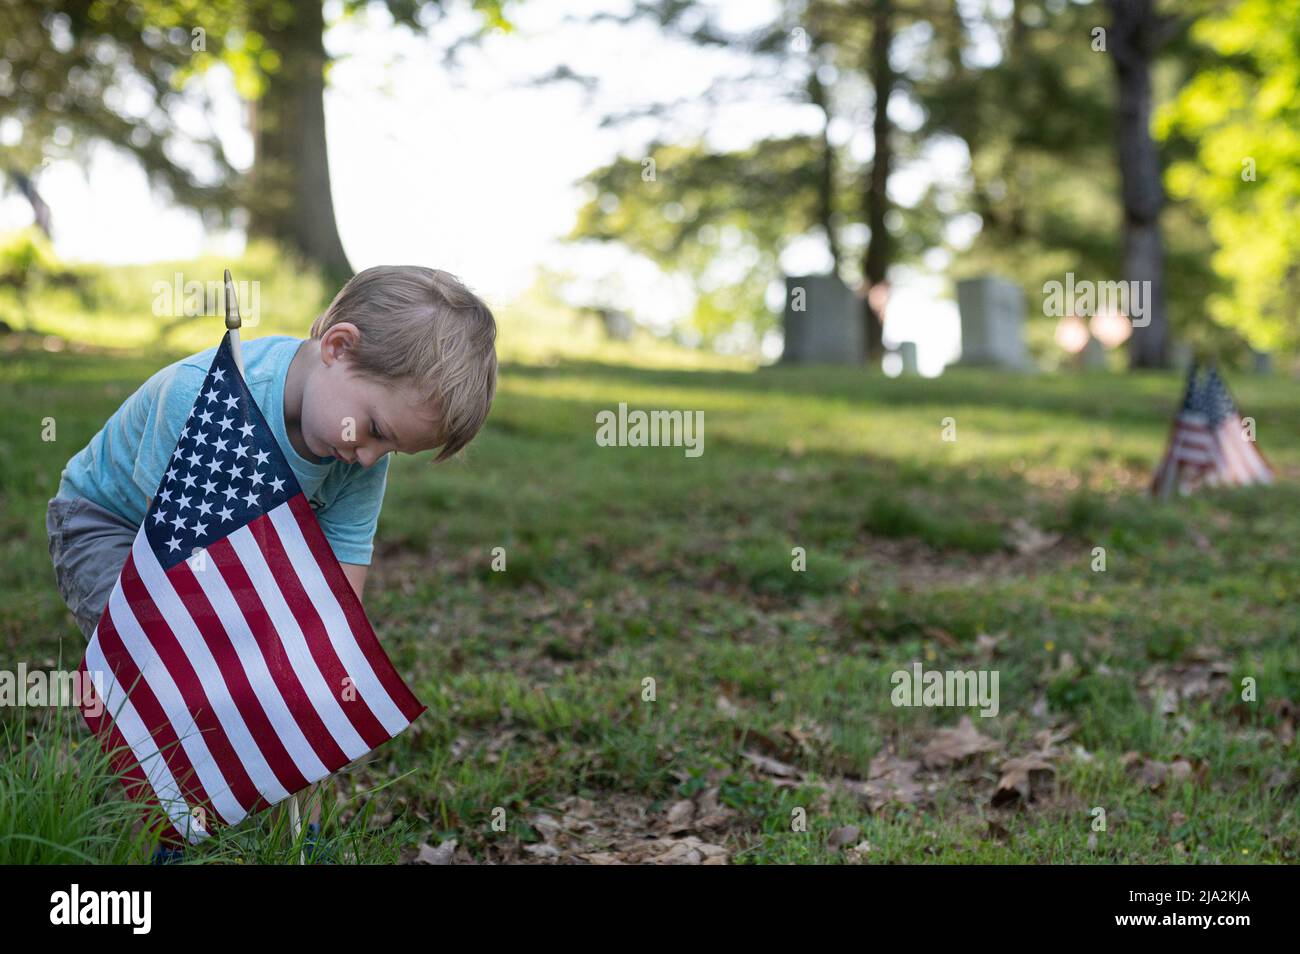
[56,335,390,566]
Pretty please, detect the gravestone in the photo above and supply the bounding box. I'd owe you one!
[1081,335,1107,370]
[897,341,919,375]
[955,276,1028,369]
[781,274,863,364]
[586,307,633,341]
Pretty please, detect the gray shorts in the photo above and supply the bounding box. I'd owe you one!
[46,495,140,642]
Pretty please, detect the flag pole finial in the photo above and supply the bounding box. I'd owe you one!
[224,269,241,330]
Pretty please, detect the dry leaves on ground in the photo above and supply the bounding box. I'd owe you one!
[838,750,926,812]
[506,791,735,865]
[411,839,458,865]
[1270,699,1296,747]
[991,725,1074,808]
[921,716,1002,769]
[1121,752,1212,791]
[1140,660,1233,715]
[1007,518,1063,555]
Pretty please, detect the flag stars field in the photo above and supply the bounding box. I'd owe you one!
[141,342,306,563]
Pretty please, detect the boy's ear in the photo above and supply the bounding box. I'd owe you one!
[320,322,362,366]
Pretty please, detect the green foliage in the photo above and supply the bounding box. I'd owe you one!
[1158,0,1300,350]
[0,227,62,282]
[0,235,334,351]
[568,137,825,342]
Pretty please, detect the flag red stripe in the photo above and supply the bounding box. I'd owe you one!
[84,680,187,845]
[80,657,187,846]
[80,657,154,808]
[251,510,393,751]
[288,494,426,723]
[207,535,351,771]
[93,604,225,826]
[168,555,311,795]
[120,552,268,817]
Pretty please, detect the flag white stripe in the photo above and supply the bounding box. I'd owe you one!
[1221,418,1272,483]
[1245,441,1274,482]
[1217,430,1248,484]
[132,534,291,806]
[189,547,331,783]
[105,566,247,825]
[269,504,411,736]
[1225,426,1255,483]
[85,636,211,844]
[227,524,369,761]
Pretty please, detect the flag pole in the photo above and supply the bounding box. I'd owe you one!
[223,269,246,377]
[224,268,305,865]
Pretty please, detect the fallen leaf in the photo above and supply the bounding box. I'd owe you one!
[741,750,802,779]
[581,836,728,865]
[691,787,737,830]
[1268,699,1296,747]
[846,839,874,861]
[841,751,924,811]
[828,825,861,849]
[922,716,1001,769]
[1126,755,1210,791]
[1008,518,1062,555]
[1140,661,1232,711]
[992,755,1056,807]
[523,842,562,859]
[413,840,457,865]
[663,799,695,832]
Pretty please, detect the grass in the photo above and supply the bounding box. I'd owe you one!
[1,320,1298,863]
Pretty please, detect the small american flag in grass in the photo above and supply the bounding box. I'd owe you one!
[1152,364,1274,497]
[77,331,425,843]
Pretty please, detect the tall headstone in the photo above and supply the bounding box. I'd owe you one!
[1081,335,1107,370]
[781,274,863,365]
[955,276,1028,369]
[599,308,634,341]
[897,341,919,375]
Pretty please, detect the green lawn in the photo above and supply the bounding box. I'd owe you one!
[2,333,1297,864]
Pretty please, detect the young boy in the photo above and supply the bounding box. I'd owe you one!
[44,265,498,859]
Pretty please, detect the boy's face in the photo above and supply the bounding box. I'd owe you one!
[300,322,444,468]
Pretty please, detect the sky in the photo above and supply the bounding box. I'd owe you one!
[0,0,967,372]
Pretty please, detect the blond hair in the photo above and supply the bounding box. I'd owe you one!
[309,266,498,462]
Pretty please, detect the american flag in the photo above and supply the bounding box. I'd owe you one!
[1151,364,1274,497]
[77,331,426,844]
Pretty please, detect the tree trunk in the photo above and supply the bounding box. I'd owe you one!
[9,170,53,239]
[246,0,352,282]
[1108,0,1169,369]
[860,0,893,365]
[808,64,841,277]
